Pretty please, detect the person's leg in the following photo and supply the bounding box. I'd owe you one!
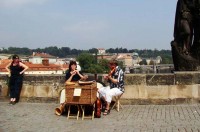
[96,82,105,98]
[98,86,110,111]
[9,77,15,103]
[15,76,23,102]
[104,88,123,115]
[98,86,110,101]
[13,77,23,103]
[60,89,66,104]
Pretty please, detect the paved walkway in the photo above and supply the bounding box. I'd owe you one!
[0,102,200,132]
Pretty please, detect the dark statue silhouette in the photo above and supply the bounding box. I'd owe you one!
[171,0,200,71]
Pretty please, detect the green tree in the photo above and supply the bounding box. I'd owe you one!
[60,47,71,57]
[88,64,104,74]
[149,60,155,65]
[139,59,147,65]
[77,53,96,72]
[98,59,109,73]
[43,46,60,57]
[118,61,124,69]
[89,48,98,54]
[161,55,173,64]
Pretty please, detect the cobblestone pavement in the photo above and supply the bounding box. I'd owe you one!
[0,102,200,132]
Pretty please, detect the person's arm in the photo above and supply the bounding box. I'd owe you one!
[66,71,76,82]
[65,71,76,85]
[5,62,11,76]
[75,70,84,78]
[19,62,29,74]
[107,69,124,84]
[107,75,118,84]
[77,71,88,81]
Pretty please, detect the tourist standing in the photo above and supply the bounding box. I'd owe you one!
[5,55,29,105]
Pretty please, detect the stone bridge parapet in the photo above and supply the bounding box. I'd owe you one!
[0,72,200,104]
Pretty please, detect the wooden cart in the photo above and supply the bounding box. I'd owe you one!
[65,81,97,120]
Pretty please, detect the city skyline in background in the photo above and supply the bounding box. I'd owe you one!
[0,0,177,50]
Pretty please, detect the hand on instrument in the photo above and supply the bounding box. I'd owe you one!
[71,71,77,76]
[83,75,88,80]
[104,75,109,80]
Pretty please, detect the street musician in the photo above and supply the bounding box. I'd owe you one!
[55,60,87,115]
[98,59,125,115]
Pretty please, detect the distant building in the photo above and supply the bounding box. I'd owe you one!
[97,54,113,61]
[116,53,133,67]
[97,48,106,54]
[132,53,142,65]
[0,54,10,60]
[29,52,57,64]
[25,59,64,74]
[146,58,151,65]
[155,56,162,64]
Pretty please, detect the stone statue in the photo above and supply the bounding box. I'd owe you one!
[171,0,200,71]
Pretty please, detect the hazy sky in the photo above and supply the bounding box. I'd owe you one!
[0,0,177,50]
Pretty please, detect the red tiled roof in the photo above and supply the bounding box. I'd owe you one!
[24,62,62,71]
[0,59,11,72]
[0,61,64,72]
[0,59,11,64]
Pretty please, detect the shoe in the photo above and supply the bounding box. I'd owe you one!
[11,101,16,105]
[9,101,12,105]
[101,101,106,112]
[103,109,110,115]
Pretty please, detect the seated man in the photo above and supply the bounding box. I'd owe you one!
[98,59,125,115]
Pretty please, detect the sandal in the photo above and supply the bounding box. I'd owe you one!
[11,101,16,105]
[103,109,110,115]
[101,103,106,112]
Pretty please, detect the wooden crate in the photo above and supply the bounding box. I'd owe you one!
[65,82,97,105]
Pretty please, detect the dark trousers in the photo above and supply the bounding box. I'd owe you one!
[9,76,23,99]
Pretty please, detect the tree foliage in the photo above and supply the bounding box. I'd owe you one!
[0,46,173,64]
[77,53,96,73]
[98,59,109,73]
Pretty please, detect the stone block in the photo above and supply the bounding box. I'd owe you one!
[146,74,174,85]
[193,72,200,84]
[123,85,139,99]
[197,85,200,99]
[0,75,9,82]
[174,72,196,85]
[145,85,169,99]
[169,85,193,99]
[34,85,49,97]
[0,83,8,96]
[20,85,34,97]
[47,87,60,97]
[23,75,36,85]
[125,74,146,85]
[138,85,148,99]
[24,75,65,85]
[192,84,199,98]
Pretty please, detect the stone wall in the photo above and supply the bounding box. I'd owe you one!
[0,72,200,104]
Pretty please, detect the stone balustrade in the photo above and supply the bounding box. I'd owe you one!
[0,72,200,104]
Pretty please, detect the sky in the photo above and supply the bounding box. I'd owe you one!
[0,0,177,50]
